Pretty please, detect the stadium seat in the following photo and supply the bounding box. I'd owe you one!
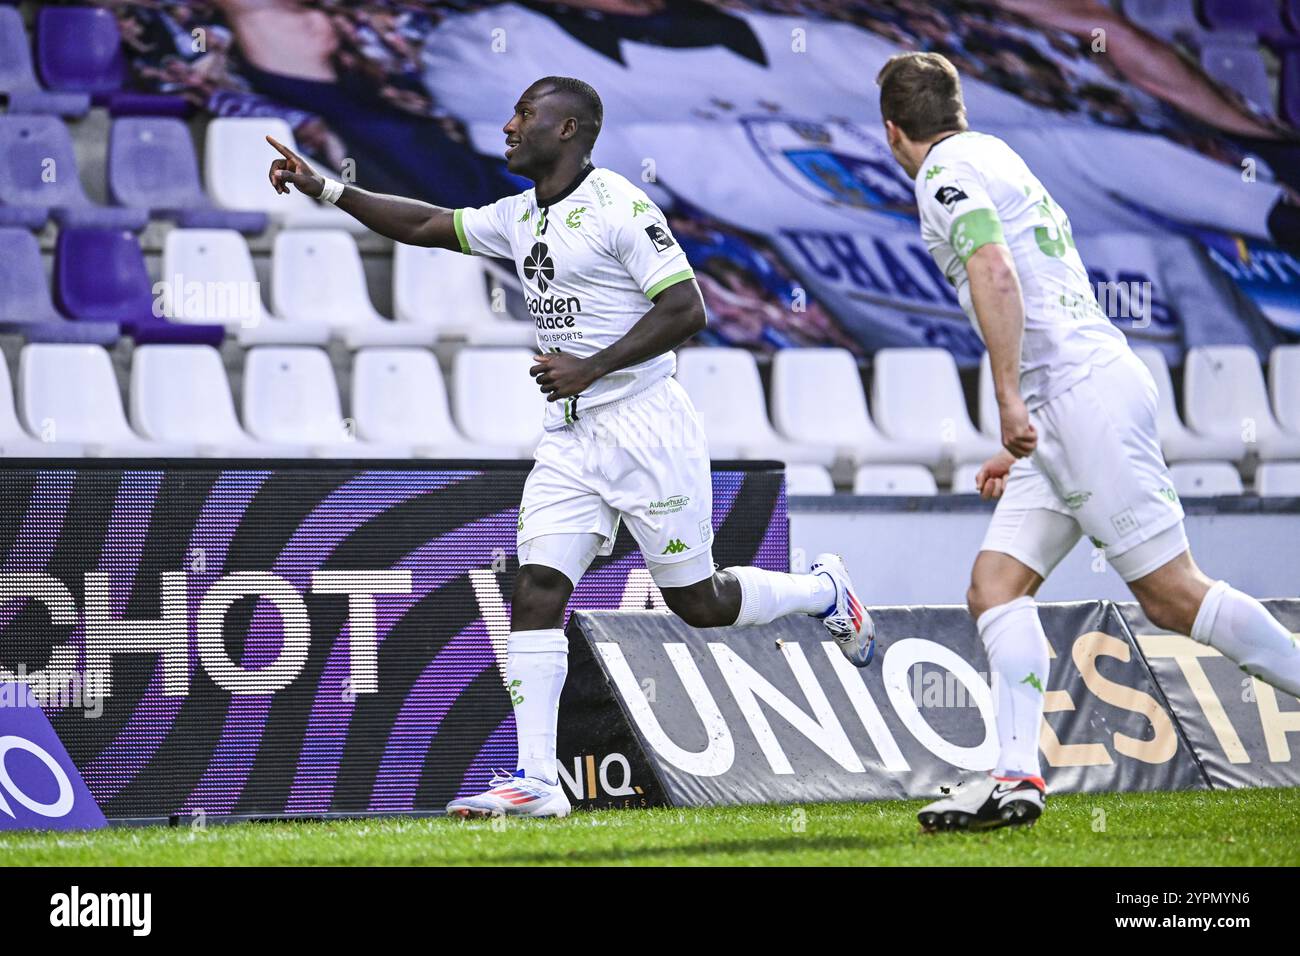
[1268,344,1300,435]
[162,229,330,346]
[0,354,81,456]
[55,228,225,347]
[242,347,409,458]
[35,6,187,115]
[204,117,365,231]
[451,348,543,455]
[1255,462,1300,496]
[18,343,194,456]
[950,462,984,495]
[352,348,519,458]
[392,243,534,345]
[770,348,943,468]
[1168,461,1244,497]
[1121,0,1203,43]
[0,228,119,345]
[784,463,835,496]
[852,464,938,496]
[109,119,267,234]
[871,348,1000,467]
[1184,346,1300,461]
[1199,37,1274,115]
[1132,346,1246,463]
[0,7,89,117]
[677,348,835,465]
[1199,0,1285,36]
[1283,52,1300,128]
[0,115,146,230]
[129,345,309,457]
[272,230,435,348]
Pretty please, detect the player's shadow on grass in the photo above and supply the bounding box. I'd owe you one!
[476,833,901,865]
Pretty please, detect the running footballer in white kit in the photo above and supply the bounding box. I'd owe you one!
[265,76,876,820]
[877,52,1300,833]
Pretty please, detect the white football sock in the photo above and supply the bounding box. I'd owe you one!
[978,596,1049,779]
[1191,581,1300,698]
[506,628,568,786]
[725,565,836,626]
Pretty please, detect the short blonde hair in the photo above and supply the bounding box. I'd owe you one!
[876,52,968,141]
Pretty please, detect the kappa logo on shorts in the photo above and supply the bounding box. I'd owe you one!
[1110,508,1139,537]
[662,538,687,555]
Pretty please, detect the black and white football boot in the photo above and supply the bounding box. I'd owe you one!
[917,774,1046,832]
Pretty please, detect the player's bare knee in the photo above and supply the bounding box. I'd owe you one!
[1137,589,1198,636]
[512,563,572,630]
[661,581,729,629]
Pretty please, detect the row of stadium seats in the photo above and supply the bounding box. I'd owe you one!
[1123,0,1300,123]
[0,6,190,118]
[0,226,530,348]
[3,342,1298,495]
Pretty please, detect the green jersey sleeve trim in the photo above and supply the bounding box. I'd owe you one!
[949,208,1005,264]
[453,208,472,255]
[645,269,694,301]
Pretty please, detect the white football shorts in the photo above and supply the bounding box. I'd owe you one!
[517,376,715,588]
[982,350,1189,583]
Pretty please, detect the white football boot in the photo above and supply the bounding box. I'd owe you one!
[917,774,1046,832]
[446,770,572,819]
[811,553,876,667]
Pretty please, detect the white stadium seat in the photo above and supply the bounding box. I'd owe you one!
[950,462,984,495]
[452,348,543,455]
[852,464,938,496]
[978,352,999,442]
[871,348,1000,466]
[203,117,365,232]
[162,229,330,346]
[1268,344,1300,436]
[272,230,435,349]
[1168,461,1244,497]
[784,463,835,496]
[242,347,408,457]
[1255,462,1300,496]
[771,348,942,467]
[130,345,309,457]
[0,356,81,456]
[392,243,534,346]
[1132,346,1245,464]
[1184,346,1300,462]
[19,344,193,457]
[676,348,834,465]
[352,348,519,458]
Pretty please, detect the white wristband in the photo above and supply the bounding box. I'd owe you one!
[318,178,345,204]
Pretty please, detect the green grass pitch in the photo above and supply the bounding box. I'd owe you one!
[3,788,1297,866]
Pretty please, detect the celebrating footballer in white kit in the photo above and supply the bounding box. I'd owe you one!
[877,52,1300,833]
[265,75,876,820]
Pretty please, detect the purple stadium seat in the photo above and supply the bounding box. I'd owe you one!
[0,228,119,344]
[0,7,89,117]
[1199,37,1275,114]
[35,7,189,117]
[0,115,147,230]
[55,229,224,347]
[108,119,267,234]
[1284,52,1300,124]
[1200,0,1285,36]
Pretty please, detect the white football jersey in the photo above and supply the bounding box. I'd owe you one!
[455,166,695,431]
[916,131,1129,408]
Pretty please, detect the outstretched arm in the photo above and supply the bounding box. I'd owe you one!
[530,279,706,401]
[266,136,459,249]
